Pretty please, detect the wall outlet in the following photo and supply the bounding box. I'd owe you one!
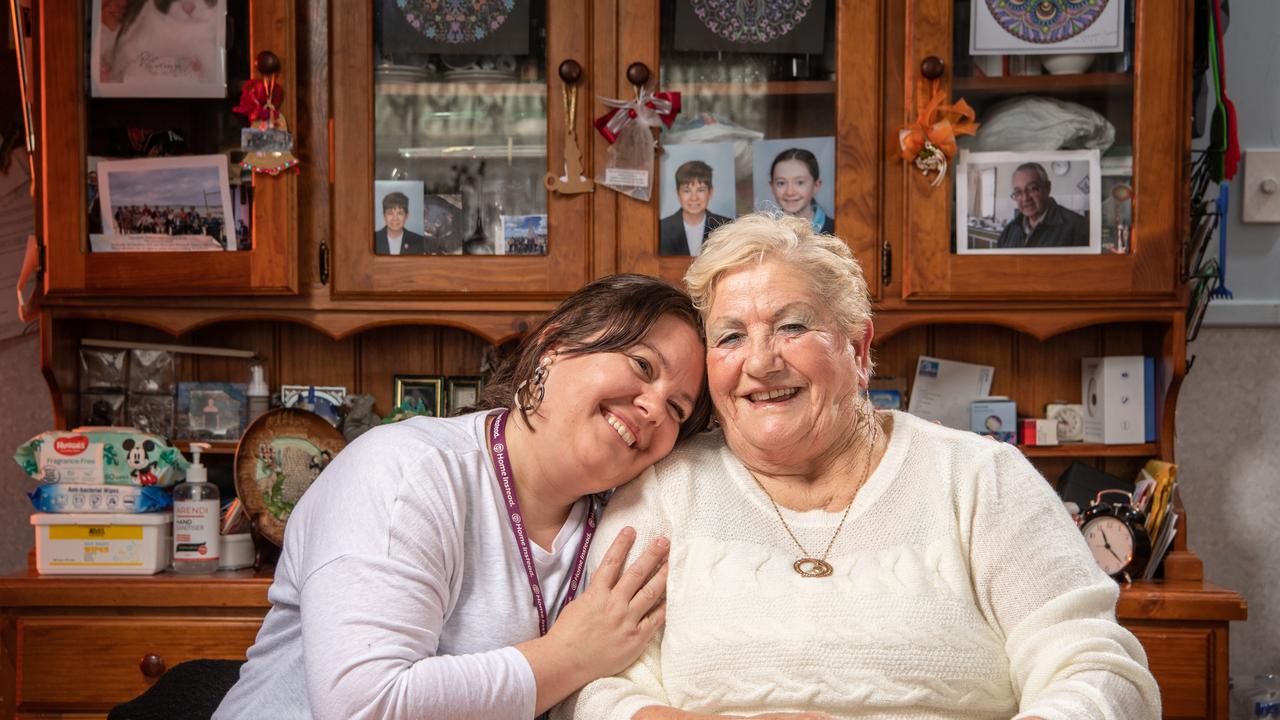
[1242,149,1280,223]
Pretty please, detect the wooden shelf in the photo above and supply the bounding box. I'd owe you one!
[375,81,544,97]
[1019,442,1157,458]
[666,80,835,96]
[173,440,239,456]
[954,72,1132,96]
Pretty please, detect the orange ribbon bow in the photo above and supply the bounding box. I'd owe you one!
[898,78,979,186]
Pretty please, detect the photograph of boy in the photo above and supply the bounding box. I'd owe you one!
[996,162,1089,248]
[659,160,732,256]
[374,190,428,256]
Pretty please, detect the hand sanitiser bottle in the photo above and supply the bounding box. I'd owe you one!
[173,443,220,573]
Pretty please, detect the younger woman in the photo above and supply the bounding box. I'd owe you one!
[215,274,712,720]
[769,148,834,235]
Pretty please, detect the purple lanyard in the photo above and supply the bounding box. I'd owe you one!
[488,410,597,636]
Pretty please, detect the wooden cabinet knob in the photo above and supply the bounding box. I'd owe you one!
[920,56,945,80]
[256,50,281,76]
[558,59,583,85]
[626,62,651,87]
[139,654,166,678]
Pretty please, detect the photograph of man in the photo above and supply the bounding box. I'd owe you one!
[374,191,428,255]
[997,162,1089,249]
[660,160,732,256]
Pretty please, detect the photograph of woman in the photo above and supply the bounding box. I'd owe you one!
[214,274,713,720]
[557,214,1160,720]
[753,138,836,235]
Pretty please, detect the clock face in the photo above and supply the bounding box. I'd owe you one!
[1051,160,1071,176]
[1083,515,1134,575]
[1048,404,1084,441]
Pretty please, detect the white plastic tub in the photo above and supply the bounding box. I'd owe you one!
[31,512,172,575]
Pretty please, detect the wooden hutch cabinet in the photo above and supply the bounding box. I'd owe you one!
[2,1,1245,719]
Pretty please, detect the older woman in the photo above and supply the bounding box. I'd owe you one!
[558,214,1160,720]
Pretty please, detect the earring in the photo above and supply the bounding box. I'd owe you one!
[514,355,553,413]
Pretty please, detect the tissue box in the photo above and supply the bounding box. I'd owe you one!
[970,398,1017,442]
[31,512,172,575]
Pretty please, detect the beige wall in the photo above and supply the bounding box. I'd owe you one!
[0,332,53,573]
[1178,328,1280,685]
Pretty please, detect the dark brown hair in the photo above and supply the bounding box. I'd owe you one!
[474,274,711,442]
[675,160,714,190]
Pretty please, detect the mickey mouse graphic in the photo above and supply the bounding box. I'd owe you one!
[122,438,161,486]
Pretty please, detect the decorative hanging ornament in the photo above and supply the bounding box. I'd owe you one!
[233,52,299,176]
[897,78,978,187]
[592,75,680,202]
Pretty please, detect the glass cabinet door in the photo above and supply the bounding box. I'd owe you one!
[892,0,1186,300]
[615,0,882,296]
[331,1,592,298]
[39,1,297,296]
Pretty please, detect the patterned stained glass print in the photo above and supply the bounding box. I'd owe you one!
[687,0,812,45]
[984,0,1110,44]
[395,0,515,44]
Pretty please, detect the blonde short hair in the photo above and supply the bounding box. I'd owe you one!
[683,213,873,347]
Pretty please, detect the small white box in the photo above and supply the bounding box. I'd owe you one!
[31,512,172,575]
[1082,356,1145,444]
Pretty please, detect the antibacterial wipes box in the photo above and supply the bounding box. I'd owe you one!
[31,512,172,575]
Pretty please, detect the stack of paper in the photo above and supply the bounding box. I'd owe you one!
[907,356,995,431]
[1138,459,1180,579]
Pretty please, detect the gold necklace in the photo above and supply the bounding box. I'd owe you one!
[751,415,881,578]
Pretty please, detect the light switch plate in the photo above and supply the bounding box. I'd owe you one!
[1242,149,1280,223]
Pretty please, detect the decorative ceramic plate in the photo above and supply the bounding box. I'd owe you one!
[394,0,514,44]
[234,409,346,547]
[984,0,1109,45]
[688,0,813,45]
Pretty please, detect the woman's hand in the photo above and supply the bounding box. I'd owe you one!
[518,527,670,715]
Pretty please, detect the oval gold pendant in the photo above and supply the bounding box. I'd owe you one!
[793,558,833,578]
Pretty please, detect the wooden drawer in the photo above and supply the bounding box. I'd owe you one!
[1128,624,1222,720]
[16,616,261,709]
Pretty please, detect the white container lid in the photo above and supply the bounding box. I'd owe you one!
[31,512,173,526]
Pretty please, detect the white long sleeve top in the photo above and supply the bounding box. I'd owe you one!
[214,412,590,720]
[557,410,1161,720]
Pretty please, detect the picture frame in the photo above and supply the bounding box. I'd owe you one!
[95,155,236,252]
[499,215,548,256]
[373,180,428,255]
[750,136,837,230]
[955,149,1102,255]
[175,381,249,440]
[970,0,1125,56]
[673,0,828,55]
[393,375,445,417]
[445,376,485,415]
[90,0,228,98]
[658,142,737,257]
[280,385,348,427]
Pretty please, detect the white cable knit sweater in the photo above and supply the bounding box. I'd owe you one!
[556,411,1160,720]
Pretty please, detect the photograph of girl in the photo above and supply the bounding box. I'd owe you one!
[752,136,836,235]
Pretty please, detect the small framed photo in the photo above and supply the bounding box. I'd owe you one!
[374,180,427,255]
[393,375,445,417]
[90,0,228,98]
[445,376,485,415]
[658,142,737,257]
[176,382,248,440]
[95,155,236,252]
[970,0,1125,56]
[500,215,548,256]
[751,136,837,235]
[281,385,348,427]
[955,149,1101,255]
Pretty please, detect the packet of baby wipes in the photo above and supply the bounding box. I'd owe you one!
[14,429,188,487]
[28,483,172,513]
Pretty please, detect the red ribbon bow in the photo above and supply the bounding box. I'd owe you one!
[232,79,283,124]
[594,90,681,144]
